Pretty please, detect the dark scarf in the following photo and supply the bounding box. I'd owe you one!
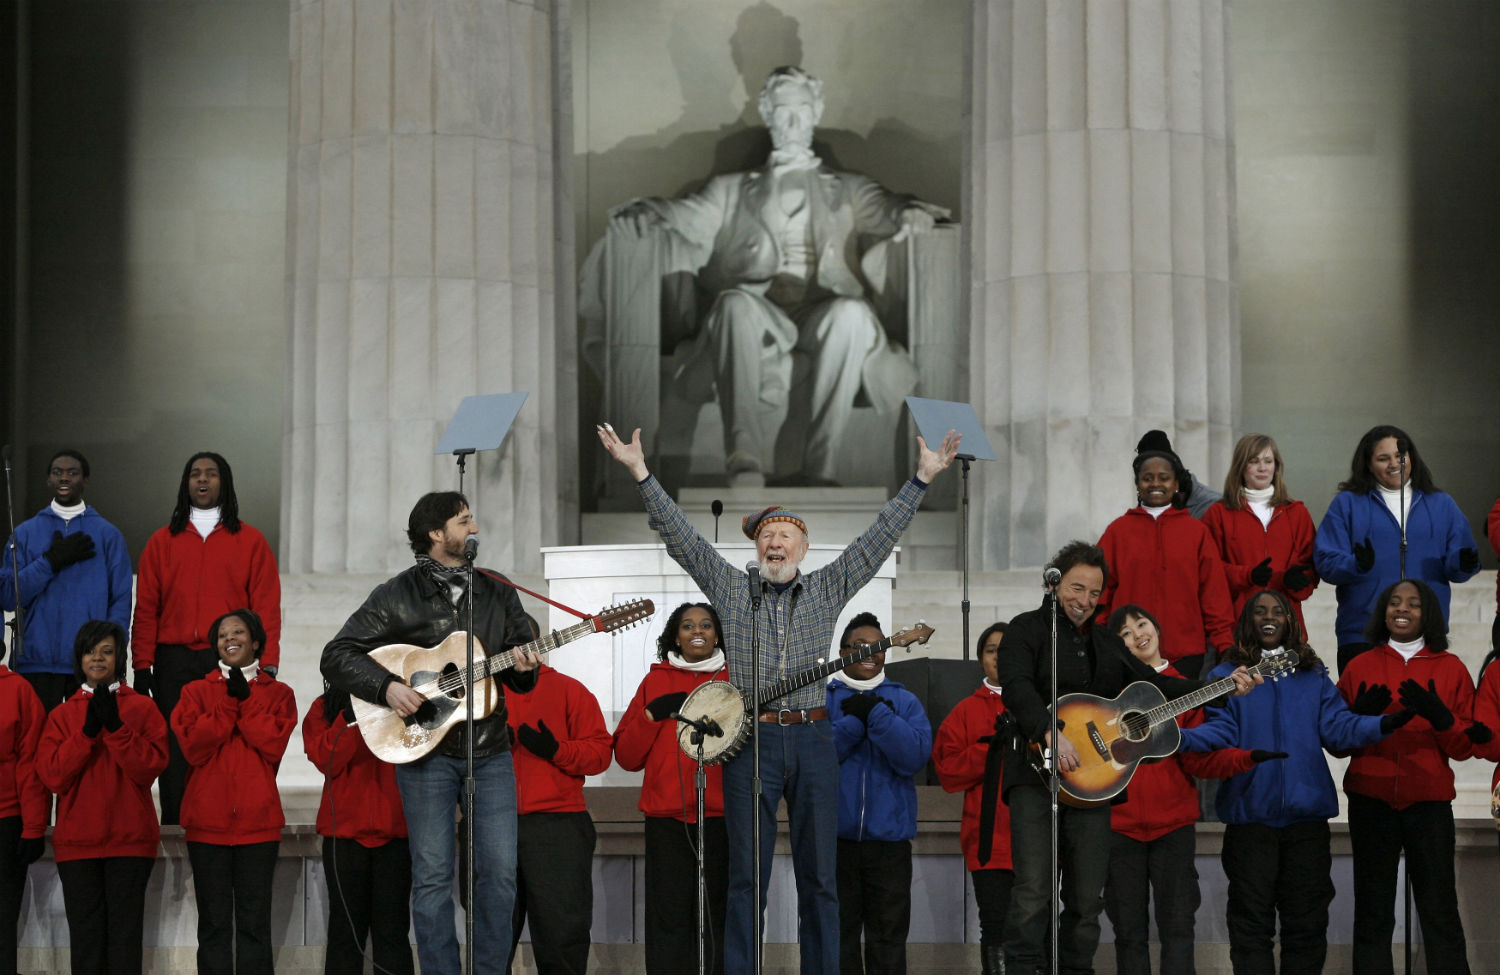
[415,554,470,606]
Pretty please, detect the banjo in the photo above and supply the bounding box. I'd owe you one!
[351,599,654,764]
[674,622,935,763]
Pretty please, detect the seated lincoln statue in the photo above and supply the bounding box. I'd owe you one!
[583,65,951,488]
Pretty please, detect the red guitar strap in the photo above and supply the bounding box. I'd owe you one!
[473,566,591,621]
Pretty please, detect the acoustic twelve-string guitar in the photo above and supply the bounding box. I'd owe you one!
[351,599,654,763]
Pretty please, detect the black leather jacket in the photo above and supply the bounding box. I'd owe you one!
[320,563,537,760]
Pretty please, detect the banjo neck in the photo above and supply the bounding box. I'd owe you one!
[753,634,903,710]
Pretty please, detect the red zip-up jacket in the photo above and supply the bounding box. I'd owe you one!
[932,685,1012,872]
[37,686,167,861]
[1336,644,1475,808]
[1097,506,1237,663]
[303,696,407,846]
[613,661,727,822]
[132,521,282,668]
[1202,499,1320,634]
[1487,496,1500,616]
[0,668,50,839]
[1109,663,1256,842]
[1470,659,1500,792]
[506,665,612,815]
[173,671,296,844]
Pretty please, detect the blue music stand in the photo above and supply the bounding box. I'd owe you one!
[436,391,528,493]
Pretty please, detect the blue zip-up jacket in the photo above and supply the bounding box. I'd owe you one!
[828,677,931,842]
[1180,659,1384,827]
[1313,488,1478,646]
[1,506,132,675]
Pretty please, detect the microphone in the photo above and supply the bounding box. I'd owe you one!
[711,499,723,543]
[1396,438,1410,459]
[1043,566,1062,588]
[463,536,479,563]
[746,561,762,606]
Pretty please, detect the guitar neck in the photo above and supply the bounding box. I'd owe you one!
[754,636,897,710]
[469,618,599,683]
[1141,660,1275,728]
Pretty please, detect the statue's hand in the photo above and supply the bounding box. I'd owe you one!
[915,429,962,483]
[597,422,650,481]
[892,202,950,242]
[609,200,666,239]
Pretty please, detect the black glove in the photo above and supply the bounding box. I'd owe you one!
[517,720,560,761]
[841,693,879,724]
[82,691,104,738]
[1283,564,1313,591]
[1250,750,1288,763]
[133,668,153,698]
[225,666,251,701]
[1464,722,1494,745]
[1349,681,1393,716]
[94,685,123,732]
[1398,678,1454,731]
[44,530,96,572]
[1249,558,1273,586]
[1459,547,1480,573]
[644,691,689,722]
[1353,537,1375,573]
[15,836,45,867]
[1380,709,1416,734]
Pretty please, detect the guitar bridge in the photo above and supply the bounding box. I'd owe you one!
[1085,721,1110,760]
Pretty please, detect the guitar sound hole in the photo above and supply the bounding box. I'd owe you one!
[441,662,464,700]
[1120,712,1149,742]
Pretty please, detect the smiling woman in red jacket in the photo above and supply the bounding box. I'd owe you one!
[173,609,297,975]
[303,687,411,975]
[614,602,730,975]
[1336,579,1482,975]
[1097,445,1237,678]
[1203,435,1320,638]
[36,620,168,975]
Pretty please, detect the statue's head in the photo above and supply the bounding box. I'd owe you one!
[758,66,824,151]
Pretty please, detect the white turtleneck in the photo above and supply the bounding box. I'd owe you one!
[837,670,887,692]
[190,506,222,540]
[219,659,260,682]
[50,499,86,523]
[1242,485,1274,529]
[1376,483,1412,525]
[983,678,1003,696]
[1142,503,1170,520]
[1389,636,1426,662]
[667,649,725,673]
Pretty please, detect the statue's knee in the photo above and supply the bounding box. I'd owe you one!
[820,298,880,346]
[708,289,763,322]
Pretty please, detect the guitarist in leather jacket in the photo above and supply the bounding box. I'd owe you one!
[320,491,540,975]
[994,540,1259,975]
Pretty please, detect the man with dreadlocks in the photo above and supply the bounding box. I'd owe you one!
[131,451,281,825]
[321,491,541,975]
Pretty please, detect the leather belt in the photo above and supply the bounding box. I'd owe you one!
[758,708,829,725]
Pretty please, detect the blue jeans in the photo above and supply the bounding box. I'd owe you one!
[722,720,840,975]
[396,751,518,975]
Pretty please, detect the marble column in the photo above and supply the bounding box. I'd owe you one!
[967,0,1239,569]
[283,0,569,574]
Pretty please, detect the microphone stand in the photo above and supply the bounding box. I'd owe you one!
[1397,445,1410,975]
[958,454,974,660]
[673,711,724,975]
[1398,447,1408,581]
[748,578,764,975]
[2,448,23,660]
[463,547,477,975]
[1046,573,1061,975]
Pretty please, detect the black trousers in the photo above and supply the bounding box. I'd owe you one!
[56,856,155,975]
[21,672,74,712]
[321,836,413,975]
[643,815,727,975]
[1004,785,1112,975]
[0,816,24,975]
[154,644,218,825]
[971,868,1014,949]
[1220,820,1332,975]
[837,838,912,975]
[187,840,279,975]
[1104,825,1200,975]
[511,811,595,974]
[1347,794,1470,975]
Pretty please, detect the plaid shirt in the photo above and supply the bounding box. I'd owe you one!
[638,475,925,711]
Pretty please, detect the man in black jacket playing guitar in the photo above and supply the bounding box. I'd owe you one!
[995,540,1258,975]
[321,491,541,975]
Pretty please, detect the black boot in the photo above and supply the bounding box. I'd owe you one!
[981,944,1006,975]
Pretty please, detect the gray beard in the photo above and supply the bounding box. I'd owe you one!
[762,557,802,584]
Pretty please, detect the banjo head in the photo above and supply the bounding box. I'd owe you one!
[676,680,750,765]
